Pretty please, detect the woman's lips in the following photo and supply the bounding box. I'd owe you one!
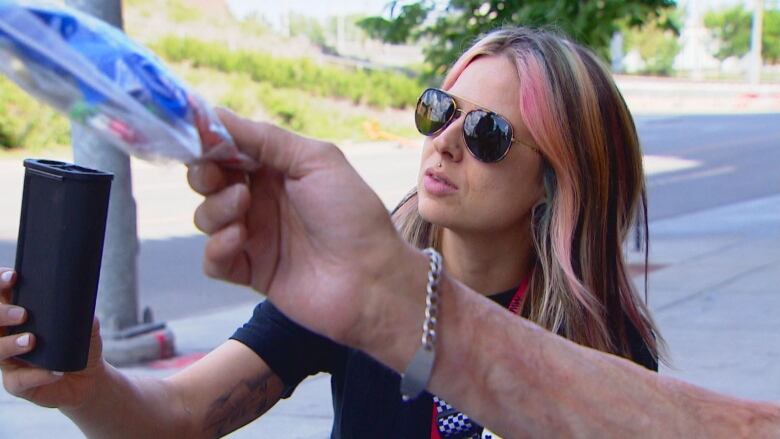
[423,169,458,196]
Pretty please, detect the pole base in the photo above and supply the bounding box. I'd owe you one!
[102,323,175,367]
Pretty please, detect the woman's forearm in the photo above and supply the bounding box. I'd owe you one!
[61,363,190,438]
[357,246,780,438]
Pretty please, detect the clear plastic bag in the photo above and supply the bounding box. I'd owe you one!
[0,1,258,169]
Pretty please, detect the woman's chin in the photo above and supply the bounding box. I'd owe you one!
[418,205,454,229]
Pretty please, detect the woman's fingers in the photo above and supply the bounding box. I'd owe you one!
[0,270,21,339]
[0,269,15,304]
[193,184,250,235]
[0,331,34,361]
[0,304,26,327]
[2,364,63,397]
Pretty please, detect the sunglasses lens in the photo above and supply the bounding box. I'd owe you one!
[463,110,513,163]
[415,89,456,136]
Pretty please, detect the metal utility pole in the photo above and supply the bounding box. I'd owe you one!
[610,31,624,73]
[749,0,764,84]
[64,0,173,363]
[65,0,139,337]
[337,14,346,55]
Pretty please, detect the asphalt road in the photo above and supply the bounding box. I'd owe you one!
[638,113,780,221]
[1,113,778,323]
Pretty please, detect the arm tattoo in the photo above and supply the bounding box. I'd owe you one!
[202,374,275,438]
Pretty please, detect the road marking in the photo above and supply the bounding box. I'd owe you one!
[643,155,700,176]
[648,165,736,188]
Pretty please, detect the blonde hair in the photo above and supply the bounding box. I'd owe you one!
[393,26,664,363]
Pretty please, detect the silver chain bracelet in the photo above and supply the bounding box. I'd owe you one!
[400,247,442,401]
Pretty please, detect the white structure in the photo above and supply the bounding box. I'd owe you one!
[674,0,722,78]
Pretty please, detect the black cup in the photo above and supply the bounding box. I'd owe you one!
[10,159,113,372]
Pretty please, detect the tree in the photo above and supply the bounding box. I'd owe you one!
[358,0,677,80]
[622,10,681,76]
[762,7,780,63]
[704,5,780,64]
[704,5,752,61]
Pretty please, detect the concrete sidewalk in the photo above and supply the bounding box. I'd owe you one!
[615,75,780,115]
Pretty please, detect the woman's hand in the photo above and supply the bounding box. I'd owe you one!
[0,267,107,409]
[188,109,414,346]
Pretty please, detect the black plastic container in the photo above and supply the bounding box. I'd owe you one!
[10,159,113,371]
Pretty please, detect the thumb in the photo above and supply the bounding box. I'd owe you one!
[216,108,331,180]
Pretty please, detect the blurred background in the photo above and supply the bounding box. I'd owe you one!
[1,0,778,152]
[0,0,779,437]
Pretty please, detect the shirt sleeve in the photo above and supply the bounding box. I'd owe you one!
[230,300,347,397]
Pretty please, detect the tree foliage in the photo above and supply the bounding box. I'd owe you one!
[622,9,681,75]
[358,0,677,79]
[704,6,752,61]
[704,5,780,64]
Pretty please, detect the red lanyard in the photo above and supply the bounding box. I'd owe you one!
[508,274,530,314]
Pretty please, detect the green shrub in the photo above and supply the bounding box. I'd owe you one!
[151,36,422,109]
[622,10,681,76]
[177,65,416,142]
[252,82,417,141]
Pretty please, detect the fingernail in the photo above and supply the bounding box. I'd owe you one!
[7,306,25,321]
[15,334,30,347]
[1,271,13,283]
[51,371,64,376]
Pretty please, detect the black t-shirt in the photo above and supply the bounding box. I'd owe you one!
[231,289,657,438]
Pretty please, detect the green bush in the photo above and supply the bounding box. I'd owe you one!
[633,28,680,75]
[151,36,422,109]
[251,82,417,141]
[622,10,681,76]
[176,65,416,142]
[0,77,71,150]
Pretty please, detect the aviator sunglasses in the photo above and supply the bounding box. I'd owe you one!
[415,88,537,163]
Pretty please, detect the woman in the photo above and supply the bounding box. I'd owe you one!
[396,26,660,366]
[0,27,662,438]
[390,26,661,436]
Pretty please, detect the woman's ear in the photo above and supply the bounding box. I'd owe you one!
[542,163,556,203]
[532,199,548,225]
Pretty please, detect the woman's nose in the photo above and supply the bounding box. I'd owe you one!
[431,113,465,163]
